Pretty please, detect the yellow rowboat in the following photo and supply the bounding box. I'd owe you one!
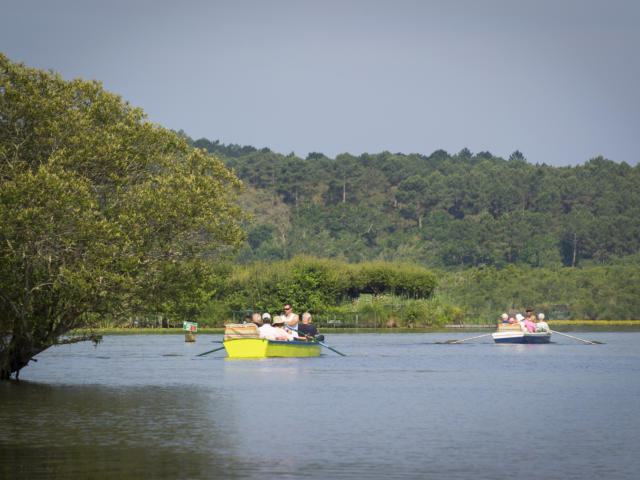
[223,338,322,358]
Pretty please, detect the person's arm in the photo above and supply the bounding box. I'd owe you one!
[284,314,299,326]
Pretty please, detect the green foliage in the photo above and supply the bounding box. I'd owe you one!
[398,301,430,327]
[200,257,438,325]
[0,55,247,378]
[189,134,640,270]
[436,264,640,320]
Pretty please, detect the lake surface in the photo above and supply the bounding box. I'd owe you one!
[2,331,640,479]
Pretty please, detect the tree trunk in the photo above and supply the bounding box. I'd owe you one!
[1,335,37,380]
[342,175,346,203]
[1,332,100,380]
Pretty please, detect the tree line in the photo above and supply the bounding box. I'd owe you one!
[184,136,639,270]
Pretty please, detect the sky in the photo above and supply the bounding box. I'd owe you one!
[2,0,639,166]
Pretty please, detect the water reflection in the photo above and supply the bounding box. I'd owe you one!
[0,381,241,479]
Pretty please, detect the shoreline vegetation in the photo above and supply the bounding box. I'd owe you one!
[73,320,640,336]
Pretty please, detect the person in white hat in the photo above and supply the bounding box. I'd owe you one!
[272,315,295,341]
[258,313,288,341]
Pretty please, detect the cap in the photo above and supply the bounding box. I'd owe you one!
[262,312,271,320]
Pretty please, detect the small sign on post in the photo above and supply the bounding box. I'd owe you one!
[183,321,198,332]
[183,321,197,342]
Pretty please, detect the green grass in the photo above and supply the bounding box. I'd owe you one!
[549,320,640,326]
[72,327,225,335]
[74,320,640,336]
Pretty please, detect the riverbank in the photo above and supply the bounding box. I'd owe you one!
[549,320,640,325]
[446,320,640,328]
[71,320,640,336]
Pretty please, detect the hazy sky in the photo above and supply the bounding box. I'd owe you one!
[2,0,639,165]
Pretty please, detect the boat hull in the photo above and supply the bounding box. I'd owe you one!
[492,331,551,344]
[223,338,322,358]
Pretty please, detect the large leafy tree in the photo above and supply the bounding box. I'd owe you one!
[0,54,246,379]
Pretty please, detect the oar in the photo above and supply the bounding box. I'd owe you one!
[441,333,492,344]
[550,330,604,344]
[196,345,226,356]
[286,326,346,356]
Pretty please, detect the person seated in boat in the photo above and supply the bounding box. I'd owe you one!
[523,312,537,332]
[259,313,288,341]
[515,313,526,330]
[536,313,550,332]
[499,313,509,324]
[298,312,319,339]
[272,316,295,341]
[282,303,300,337]
[250,312,263,327]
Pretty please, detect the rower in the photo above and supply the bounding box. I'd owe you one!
[282,303,299,339]
[298,312,318,339]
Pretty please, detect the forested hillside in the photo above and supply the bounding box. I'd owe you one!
[185,135,639,270]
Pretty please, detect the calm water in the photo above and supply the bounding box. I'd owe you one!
[2,331,640,479]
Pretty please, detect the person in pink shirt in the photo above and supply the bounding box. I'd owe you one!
[523,309,537,332]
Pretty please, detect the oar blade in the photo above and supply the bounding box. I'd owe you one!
[319,341,346,356]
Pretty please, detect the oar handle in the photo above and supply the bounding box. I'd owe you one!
[285,324,313,341]
[286,325,347,356]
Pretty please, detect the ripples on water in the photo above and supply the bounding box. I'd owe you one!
[1,332,640,479]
